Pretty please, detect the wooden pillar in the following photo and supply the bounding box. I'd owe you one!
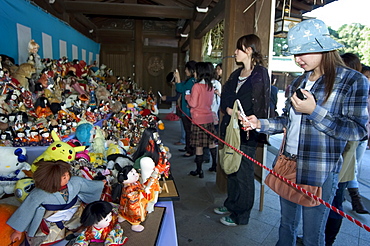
[216,0,274,203]
[134,20,143,87]
[189,20,202,62]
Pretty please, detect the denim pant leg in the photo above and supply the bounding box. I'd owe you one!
[302,172,338,246]
[180,118,186,144]
[224,145,256,225]
[276,172,338,246]
[328,182,348,220]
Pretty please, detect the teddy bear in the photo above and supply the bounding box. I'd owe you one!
[12,63,36,91]
[0,147,31,198]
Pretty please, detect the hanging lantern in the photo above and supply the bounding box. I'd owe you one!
[274,0,302,37]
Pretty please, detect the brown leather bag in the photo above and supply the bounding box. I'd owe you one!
[265,130,322,207]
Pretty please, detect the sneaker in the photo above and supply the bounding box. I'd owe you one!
[220,216,237,226]
[214,206,229,215]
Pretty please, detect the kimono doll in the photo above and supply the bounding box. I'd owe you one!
[73,201,128,246]
[132,127,170,177]
[7,160,105,246]
[117,165,148,232]
[27,127,40,146]
[140,157,161,213]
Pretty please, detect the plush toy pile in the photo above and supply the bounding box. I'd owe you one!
[0,40,162,149]
[0,41,171,245]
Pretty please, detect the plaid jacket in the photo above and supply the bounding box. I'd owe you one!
[260,66,369,186]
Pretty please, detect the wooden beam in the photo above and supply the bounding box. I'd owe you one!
[32,0,64,19]
[194,0,225,39]
[196,0,214,8]
[64,1,194,19]
[150,0,182,6]
[74,13,97,31]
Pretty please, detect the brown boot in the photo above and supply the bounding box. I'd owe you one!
[348,188,369,214]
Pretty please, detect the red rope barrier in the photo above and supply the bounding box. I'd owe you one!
[177,106,370,232]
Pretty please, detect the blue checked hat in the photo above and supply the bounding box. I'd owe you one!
[287,19,343,55]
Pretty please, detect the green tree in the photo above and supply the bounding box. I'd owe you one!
[335,23,370,65]
[273,37,288,56]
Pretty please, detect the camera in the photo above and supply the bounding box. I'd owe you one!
[295,88,307,100]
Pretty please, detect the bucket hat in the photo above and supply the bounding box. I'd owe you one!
[287,19,343,55]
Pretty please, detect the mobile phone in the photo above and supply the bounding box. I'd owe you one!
[295,88,307,100]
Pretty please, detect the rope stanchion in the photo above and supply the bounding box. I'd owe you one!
[176,106,370,232]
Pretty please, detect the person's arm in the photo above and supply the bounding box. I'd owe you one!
[185,84,200,108]
[163,92,181,102]
[307,72,369,141]
[252,67,270,118]
[220,69,240,115]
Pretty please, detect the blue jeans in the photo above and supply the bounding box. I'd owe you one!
[180,118,186,144]
[276,172,338,246]
[224,145,256,225]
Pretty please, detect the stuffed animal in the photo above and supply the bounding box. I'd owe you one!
[12,63,36,91]
[0,147,30,198]
[89,126,106,157]
[31,130,85,172]
[106,143,134,180]
[14,177,35,202]
[0,204,25,246]
[75,120,94,146]
[73,201,127,245]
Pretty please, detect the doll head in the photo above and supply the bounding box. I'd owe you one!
[118,165,139,184]
[32,160,71,193]
[80,201,113,228]
[28,40,39,54]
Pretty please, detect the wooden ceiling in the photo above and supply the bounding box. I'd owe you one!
[31,0,337,43]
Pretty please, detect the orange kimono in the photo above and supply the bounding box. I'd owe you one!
[119,182,148,225]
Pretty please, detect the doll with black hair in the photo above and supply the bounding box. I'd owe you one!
[131,127,170,176]
[132,127,161,170]
[117,165,149,232]
[73,200,128,245]
[0,130,13,146]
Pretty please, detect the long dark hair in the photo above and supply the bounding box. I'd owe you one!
[236,34,264,68]
[195,62,213,91]
[132,127,160,163]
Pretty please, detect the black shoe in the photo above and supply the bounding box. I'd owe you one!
[199,170,204,178]
[189,170,199,176]
[178,148,186,152]
[208,167,216,172]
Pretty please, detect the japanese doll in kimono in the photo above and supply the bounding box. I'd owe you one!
[7,160,105,246]
[118,165,148,232]
[73,201,128,246]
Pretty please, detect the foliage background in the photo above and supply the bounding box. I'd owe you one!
[273,23,370,65]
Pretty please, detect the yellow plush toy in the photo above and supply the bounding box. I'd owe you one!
[31,131,85,172]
